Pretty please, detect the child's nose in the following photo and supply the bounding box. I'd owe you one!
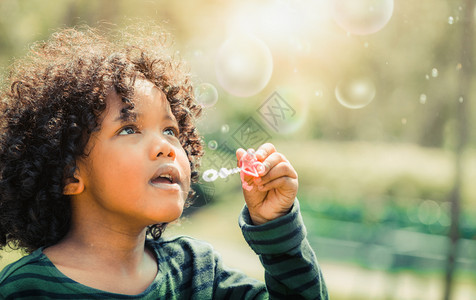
[150,135,176,160]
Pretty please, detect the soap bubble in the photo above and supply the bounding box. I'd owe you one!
[215,33,273,97]
[419,94,427,104]
[335,77,376,109]
[448,16,454,25]
[220,124,230,134]
[208,140,218,150]
[332,0,394,35]
[418,200,440,225]
[195,83,218,108]
[431,68,439,78]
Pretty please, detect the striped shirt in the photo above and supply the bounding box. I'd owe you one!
[0,200,328,299]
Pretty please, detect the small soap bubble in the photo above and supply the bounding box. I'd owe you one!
[335,77,376,109]
[193,50,203,57]
[364,42,369,48]
[332,0,394,35]
[315,90,323,97]
[220,124,230,133]
[208,140,218,150]
[195,83,218,108]
[215,33,273,97]
[459,96,464,103]
[448,16,454,25]
[431,68,439,78]
[401,118,407,125]
[418,200,440,225]
[425,74,430,80]
[419,94,427,104]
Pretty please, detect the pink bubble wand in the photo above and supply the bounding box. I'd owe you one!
[238,149,265,191]
[201,149,265,191]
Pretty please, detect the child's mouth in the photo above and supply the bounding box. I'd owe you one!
[151,174,174,184]
[149,164,181,190]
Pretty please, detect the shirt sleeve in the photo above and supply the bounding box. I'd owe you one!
[239,199,329,300]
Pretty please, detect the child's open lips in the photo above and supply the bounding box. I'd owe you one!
[151,174,174,184]
[150,164,181,189]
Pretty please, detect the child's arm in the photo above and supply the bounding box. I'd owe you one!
[235,143,329,299]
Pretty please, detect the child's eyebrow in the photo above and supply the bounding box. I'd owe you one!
[163,113,178,124]
[114,108,138,123]
[113,109,178,126]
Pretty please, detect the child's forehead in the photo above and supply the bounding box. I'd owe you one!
[134,79,163,100]
[106,80,172,121]
[133,80,172,115]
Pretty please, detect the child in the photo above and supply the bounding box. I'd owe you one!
[0,25,328,299]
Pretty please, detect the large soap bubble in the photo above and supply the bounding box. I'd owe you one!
[215,33,273,97]
[332,0,394,35]
[194,83,218,108]
[335,77,376,109]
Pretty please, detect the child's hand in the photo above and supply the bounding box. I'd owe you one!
[236,143,298,225]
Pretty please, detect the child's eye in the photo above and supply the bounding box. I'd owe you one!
[164,127,178,137]
[118,126,139,135]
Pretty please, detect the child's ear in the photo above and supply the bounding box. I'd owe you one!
[63,169,84,195]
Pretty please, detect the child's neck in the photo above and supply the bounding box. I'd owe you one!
[43,220,157,294]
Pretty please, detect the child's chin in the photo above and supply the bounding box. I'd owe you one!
[160,202,185,223]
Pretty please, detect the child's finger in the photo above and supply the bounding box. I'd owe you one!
[258,152,290,177]
[236,148,246,164]
[255,160,297,186]
[257,176,298,193]
[236,148,256,167]
[255,143,276,162]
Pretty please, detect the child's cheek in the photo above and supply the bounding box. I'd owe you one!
[177,147,192,179]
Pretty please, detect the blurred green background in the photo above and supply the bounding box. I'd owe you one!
[0,0,475,299]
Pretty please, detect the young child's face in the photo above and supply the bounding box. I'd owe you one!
[75,79,191,228]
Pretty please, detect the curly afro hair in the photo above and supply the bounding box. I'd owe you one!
[0,25,203,253]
